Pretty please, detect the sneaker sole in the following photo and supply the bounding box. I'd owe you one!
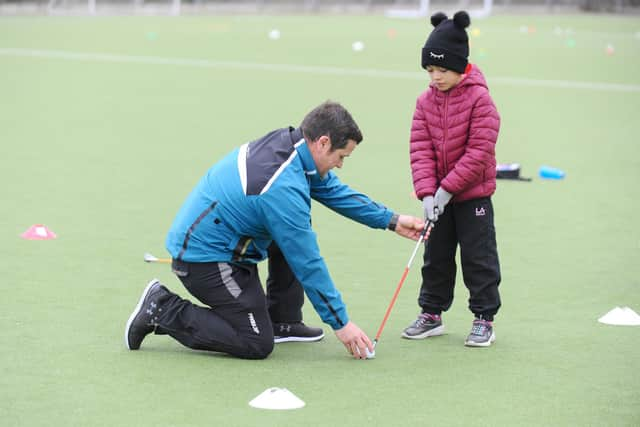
[401,325,445,340]
[274,333,325,344]
[464,331,496,347]
[124,278,160,350]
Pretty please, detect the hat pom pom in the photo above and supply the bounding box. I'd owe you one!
[453,11,471,29]
[430,12,448,28]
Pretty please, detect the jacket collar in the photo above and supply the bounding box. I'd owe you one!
[429,64,488,97]
[290,127,319,177]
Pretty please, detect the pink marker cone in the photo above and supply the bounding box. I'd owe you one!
[21,224,57,240]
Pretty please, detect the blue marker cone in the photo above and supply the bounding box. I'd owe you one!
[539,166,565,180]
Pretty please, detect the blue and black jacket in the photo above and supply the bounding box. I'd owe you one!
[166,127,394,330]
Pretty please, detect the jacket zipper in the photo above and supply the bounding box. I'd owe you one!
[443,92,449,175]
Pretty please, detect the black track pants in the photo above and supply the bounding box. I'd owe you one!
[155,260,274,359]
[418,197,501,320]
[266,243,304,323]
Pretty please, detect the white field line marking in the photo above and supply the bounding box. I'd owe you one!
[1,47,640,93]
[490,76,640,93]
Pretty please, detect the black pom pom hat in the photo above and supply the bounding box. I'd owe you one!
[421,11,471,73]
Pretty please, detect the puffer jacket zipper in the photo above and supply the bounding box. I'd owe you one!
[443,92,450,176]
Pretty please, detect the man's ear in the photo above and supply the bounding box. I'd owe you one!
[318,135,331,150]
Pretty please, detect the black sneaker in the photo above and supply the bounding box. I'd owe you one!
[124,279,170,350]
[464,319,496,347]
[401,313,444,339]
[273,322,324,343]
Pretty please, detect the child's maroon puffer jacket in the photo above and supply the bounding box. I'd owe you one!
[410,65,500,203]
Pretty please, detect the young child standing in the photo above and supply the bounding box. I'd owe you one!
[403,11,502,347]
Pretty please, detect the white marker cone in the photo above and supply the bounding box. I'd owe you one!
[598,306,640,326]
[249,387,305,410]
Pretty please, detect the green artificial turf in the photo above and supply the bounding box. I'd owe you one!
[1,13,639,426]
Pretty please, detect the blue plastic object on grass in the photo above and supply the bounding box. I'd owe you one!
[539,166,566,180]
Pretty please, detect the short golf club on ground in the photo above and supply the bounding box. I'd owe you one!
[143,252,171,264]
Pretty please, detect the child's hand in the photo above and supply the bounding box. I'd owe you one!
[434,187,453,215]
[422,196,438,222]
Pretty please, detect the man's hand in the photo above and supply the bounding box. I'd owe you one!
[422,196,438,222]
[393,215,426,241]
[434,187,453,216]
[334,321,374,360]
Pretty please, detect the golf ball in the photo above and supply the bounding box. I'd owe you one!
[351,41,364,52]
[268,29,281,40]
[356,347,375,359]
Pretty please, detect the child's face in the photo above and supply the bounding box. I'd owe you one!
[426,66,463,92]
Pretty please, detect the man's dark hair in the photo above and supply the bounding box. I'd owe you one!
[300,101,363,150]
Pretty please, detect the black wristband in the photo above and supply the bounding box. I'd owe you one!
[387,213,399,231]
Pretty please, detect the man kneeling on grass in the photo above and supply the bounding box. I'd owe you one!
[124,101,424,360]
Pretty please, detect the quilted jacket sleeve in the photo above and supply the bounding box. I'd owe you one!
[409,93,438,200]
[441,90,500,195]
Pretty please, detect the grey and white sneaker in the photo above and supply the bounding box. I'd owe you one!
[401,313,444,339]
[124,279,170,350]
[464,319,496,347]
[273,322,324,343]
